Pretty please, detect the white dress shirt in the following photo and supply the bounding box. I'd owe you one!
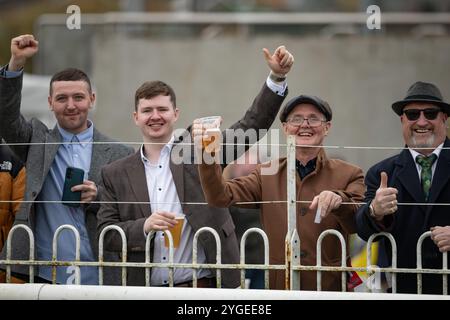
[140,138,210,286]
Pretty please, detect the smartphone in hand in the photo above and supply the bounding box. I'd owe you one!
[62,167,84,207]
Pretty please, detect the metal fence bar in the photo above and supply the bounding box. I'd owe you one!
[285,134,298,290]
[367,232,397,293]
[5,224,34,283]
[290,230,301,291]
[98,225,127,286]
[444,250,448,295]
[2,224,450,294]
[417,231,430,294]
[239,227,270,289]
[144,231,155,287]
[417,231,448,295]
[3,283,450,300]
[52,224,80,285]
[316,229,347,292]
[164,230,176,287]
[192,227,221,288]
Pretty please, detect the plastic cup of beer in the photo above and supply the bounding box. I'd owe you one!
[164,216,185,249]
[198,116,221,150]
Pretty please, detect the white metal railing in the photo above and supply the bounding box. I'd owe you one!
[2,222,449,295]
[1,137,449,297]
[316,230,347,292]
[1,283,449,300]
[417,232,448,295]
[367,232,397,293]
[98,225,127,286]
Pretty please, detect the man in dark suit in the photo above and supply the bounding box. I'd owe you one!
[356,81,450,294]
[0,34,134,284]
[97,46,294,288]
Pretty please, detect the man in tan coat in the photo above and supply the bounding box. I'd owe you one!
[195,95,365,290]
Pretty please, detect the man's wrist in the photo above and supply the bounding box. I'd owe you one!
[8,57,25,72]
[269,70,286,83]
[369,203,383,221]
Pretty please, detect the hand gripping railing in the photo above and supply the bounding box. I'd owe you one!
[367,232,397,293]
[98,225,127,286]
[52,224,81,285]
[193,227,221,288]
[316,229,347,291]
[417,231,448,295]
[239,227,270,289]
[6,224,35,283]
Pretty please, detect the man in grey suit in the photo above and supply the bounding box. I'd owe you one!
[97,46,294,288]
[0,34,134,284]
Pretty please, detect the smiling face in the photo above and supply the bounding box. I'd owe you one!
[134,95,180,143]
[282,103,330,152]
[48,80,94,134]
[401,103,448,155]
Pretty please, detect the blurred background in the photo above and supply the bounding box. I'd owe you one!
[0,0,449,171]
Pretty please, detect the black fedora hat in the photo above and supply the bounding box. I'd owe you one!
[392,81,450,116]
[280,94,332,122]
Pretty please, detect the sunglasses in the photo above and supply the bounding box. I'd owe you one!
[403,108,441,121]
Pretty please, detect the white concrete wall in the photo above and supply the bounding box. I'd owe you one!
[90,34,450,172]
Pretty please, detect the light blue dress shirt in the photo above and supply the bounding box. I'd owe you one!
[35,122,98,284]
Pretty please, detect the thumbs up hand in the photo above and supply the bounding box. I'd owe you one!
[370,172,398,220]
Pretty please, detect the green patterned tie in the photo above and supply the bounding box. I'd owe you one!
[416,154,437,201]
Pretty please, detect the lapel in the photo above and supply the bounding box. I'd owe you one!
[89,129,112,183]
[395,147,426,212]
[426,138,450,216]
[125,152,152,219]
[42,127,62,183]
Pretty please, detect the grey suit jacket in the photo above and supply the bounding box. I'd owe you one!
[0,71,134,283]
[97,82,287,288]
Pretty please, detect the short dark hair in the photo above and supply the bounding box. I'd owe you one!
[49,68,92,96]
[134,81,176,111]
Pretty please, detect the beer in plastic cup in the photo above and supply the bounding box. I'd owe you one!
[164,216,185,248]
[198,116,221,151]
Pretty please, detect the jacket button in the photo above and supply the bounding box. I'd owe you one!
[300,207,308,216]
[300,251,307,258]
[32,191,37,197]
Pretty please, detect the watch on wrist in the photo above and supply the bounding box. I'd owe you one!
[269,71,286,83]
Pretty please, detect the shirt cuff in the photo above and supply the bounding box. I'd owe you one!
[266,75,287,97]
[3,65,23,78]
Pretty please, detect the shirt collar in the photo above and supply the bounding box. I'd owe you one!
[408,142,443,161]
[140,136,175,164]
[295,157,317,180]
[57,119,94,149]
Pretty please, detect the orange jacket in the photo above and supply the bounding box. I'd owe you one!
[0,144,26,251]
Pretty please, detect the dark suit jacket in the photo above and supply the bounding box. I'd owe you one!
[356,138,450,294]
[97,83,287,288]
[0,70,134,283]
